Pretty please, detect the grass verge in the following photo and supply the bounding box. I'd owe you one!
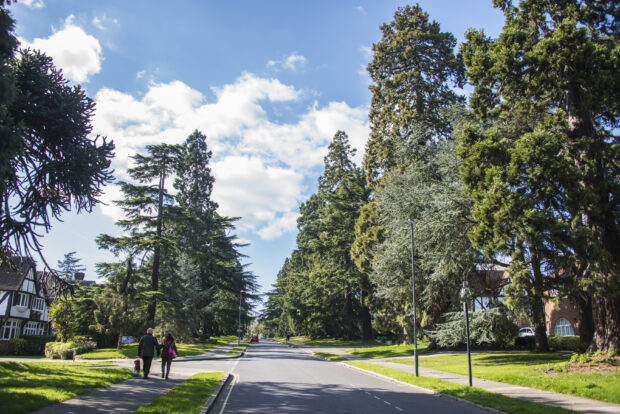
[291,337,364,347]
[314,352,347,361]
[347,361,572,414]
[347,340,429,359]
[0,361,132,414]
[389,352,620,404]
[134,372,226,413]
[79,335,238,359]
[227,343,248,354]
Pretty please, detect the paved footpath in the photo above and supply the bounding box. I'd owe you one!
[29,343,243,414]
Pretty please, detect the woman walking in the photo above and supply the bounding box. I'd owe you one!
[160,332,177,379]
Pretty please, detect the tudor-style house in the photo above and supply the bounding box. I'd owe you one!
[0,257,50,341]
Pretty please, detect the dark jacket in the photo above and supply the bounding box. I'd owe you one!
[138,334,160,358]
[160,338,178,360]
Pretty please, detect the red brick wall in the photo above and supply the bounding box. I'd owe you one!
[545,297,580,336]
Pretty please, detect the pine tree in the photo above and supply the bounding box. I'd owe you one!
[0,2,114,266]
[460,0,619,351]
[363,4,464,186]
[97,144,181,324]
[57,252,86,280]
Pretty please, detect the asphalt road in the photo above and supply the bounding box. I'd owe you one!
[210,340,487,414]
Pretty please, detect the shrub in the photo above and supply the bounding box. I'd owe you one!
[10,338,28,355]
[22,335,56,355]
[548,335,581,352]
[45,341,94,359]
[430,307,518,349]
[570,353,591,364]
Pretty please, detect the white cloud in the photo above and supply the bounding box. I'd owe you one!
[136,70,146,79]
[19,15,102,83]
[92,74,369,240]
[284,52,306,70]
[19,0,44,9]
[92,14,119,31]
[355,6,366,15]
[267,52,307,72]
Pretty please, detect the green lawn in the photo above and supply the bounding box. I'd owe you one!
[134,372,226,413]
[389,352,620,404]
[314,352,347,361]
[0,361,133,414]
[347,361,572,414]
[290,337,364,347]
[347,340,429,359]
[79,336,238,359]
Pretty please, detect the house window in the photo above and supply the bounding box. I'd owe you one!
[24,321,39,336]
[554,318,574,336]
[1,320,20,340]
[32,297,46,312]
[15,292,30,308]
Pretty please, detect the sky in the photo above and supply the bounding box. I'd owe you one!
[8,0,504,301]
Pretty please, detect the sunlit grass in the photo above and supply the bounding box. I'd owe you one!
[79,336,238,359]
[347,361,572,414]
[290,337,364,347]
[347,340,430,359]
[0,361,132,414]
[314,352,347,361]
[134,372,226,413]
[389,352,620,403]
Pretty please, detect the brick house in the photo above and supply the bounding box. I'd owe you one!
[470,266,580,336]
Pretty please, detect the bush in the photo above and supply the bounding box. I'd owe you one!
[10,338,28,355]
[430,307,518,349]
[45,341,94,359]
[22,335,56,355]
[548,335,581,352]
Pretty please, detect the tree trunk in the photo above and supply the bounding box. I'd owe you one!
[593,295,620,353]
[531,251,549,352]
[148,170,166,324]
[565,77,620,353]
[360,289,372,342]
[575,294,594,352]
[342,287,354,340]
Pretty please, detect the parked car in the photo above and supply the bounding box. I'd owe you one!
[120,335,138,344]
[250,334,259,343]
[515,327,535,348]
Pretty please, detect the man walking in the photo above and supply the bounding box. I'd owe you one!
[138,328,160,379]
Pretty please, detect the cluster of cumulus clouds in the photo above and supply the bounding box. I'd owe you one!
[17,11,370,241]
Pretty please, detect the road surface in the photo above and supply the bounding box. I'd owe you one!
[210,339,486,414]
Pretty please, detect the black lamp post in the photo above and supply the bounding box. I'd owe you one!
[238,290,242,346]
[406,219,419,377]
[461,281,472,386]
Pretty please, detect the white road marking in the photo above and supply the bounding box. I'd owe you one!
[217,358,242,414]
[395,407,403,411]
[384,401,392,405]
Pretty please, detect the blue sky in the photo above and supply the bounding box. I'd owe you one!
[9,0,504,298]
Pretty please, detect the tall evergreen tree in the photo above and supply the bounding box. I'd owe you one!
[0,2,114,268]
[97,144,181,324]
[460,0,619,351]
[57,251,86,280]
[363,4,464,186]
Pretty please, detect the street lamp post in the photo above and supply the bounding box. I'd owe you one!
[406,219,419,377]
[461,281,472,386]
[238,290,242,346]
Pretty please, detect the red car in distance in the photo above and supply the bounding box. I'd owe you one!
[250,334,259,343]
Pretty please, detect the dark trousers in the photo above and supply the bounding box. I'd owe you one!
[142,356,153,377]
[161,357,172,378]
